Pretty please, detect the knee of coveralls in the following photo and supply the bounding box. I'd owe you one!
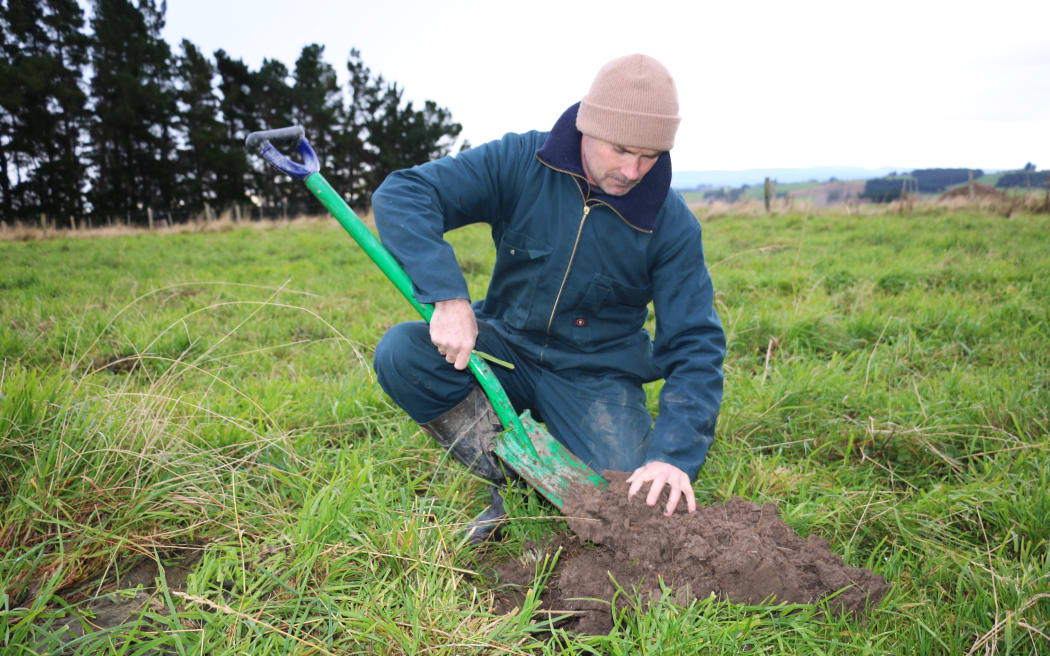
[534,373,654,475]
[373,321,474,423]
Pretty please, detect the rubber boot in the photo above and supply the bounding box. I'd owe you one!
[463,486,507,544]
[420,386,514,543]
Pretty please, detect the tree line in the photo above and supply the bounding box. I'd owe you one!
[860,169,983,202]
[861,166,1049,203]
[0,0,463,229]
[995,164,1048,191]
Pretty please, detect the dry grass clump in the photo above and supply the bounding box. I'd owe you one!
[939,183,1008,202]
[693,191,1050,221]
[696,198,812,220]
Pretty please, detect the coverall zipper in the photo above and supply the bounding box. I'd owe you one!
[533,154,653,336]
[546,203,590,334]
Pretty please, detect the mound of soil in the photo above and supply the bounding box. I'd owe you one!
[940,183,1008,200]
[492,471,889,634]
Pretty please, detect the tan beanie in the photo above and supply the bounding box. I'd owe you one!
[576,54,680,151]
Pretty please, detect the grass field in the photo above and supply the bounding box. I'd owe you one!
[2,208,1048,654]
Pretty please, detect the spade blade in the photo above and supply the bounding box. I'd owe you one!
[492,410,608,510]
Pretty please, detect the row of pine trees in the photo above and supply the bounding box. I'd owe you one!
[0,0,464,228]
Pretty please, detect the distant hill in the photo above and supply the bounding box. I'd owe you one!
[671,166,900,189]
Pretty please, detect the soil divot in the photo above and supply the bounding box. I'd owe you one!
[493,471,889,634]
[41,550,202,651]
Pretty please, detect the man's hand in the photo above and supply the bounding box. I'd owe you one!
[626,461,696,516]
[430,298,477,370]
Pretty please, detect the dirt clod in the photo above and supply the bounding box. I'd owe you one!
[493,471,889,634]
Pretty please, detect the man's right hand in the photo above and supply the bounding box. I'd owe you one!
[430,298,477,370]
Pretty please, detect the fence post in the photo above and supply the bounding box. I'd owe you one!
[204,202,212,223]
[968,170,974,202]
[147,207,154,230]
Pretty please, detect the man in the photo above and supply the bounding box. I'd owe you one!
[371,54,725,542]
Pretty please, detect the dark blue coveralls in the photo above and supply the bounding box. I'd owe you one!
[371,104,725,479]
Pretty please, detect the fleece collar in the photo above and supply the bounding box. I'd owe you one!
[536,102,672,232]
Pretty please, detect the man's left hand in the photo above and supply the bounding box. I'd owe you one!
[626,461,696,516]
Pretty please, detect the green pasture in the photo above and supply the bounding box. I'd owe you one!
[741,180,824,201]
[1,209,1048,653]
[976,172,1004,187]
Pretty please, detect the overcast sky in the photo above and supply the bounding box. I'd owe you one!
[160,0,1049,172]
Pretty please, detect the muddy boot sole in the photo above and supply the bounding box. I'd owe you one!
[464,486,507,544]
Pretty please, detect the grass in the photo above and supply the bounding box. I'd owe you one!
[741,180,825,201]
[1,207,1049,653]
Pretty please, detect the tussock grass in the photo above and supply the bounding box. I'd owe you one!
[1,210,1048,653]
[693,191,1050,220]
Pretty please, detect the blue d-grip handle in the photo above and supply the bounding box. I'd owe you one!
[244,126,319,180]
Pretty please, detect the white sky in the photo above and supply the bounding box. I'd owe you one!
[161,0,1050,172]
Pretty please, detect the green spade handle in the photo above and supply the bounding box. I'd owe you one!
[244,126,537,459]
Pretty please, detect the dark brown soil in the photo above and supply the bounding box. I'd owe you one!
[491,471,889,634]
[38,549,202,652]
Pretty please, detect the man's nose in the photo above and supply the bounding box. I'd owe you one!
[621,158,640,181]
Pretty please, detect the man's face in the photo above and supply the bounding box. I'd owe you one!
[580,135,662,196]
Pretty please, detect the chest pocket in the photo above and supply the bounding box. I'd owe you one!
[500,229,552,261]
[491,229,554,327]
[578,274,650,311]
[568,273,651,347]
